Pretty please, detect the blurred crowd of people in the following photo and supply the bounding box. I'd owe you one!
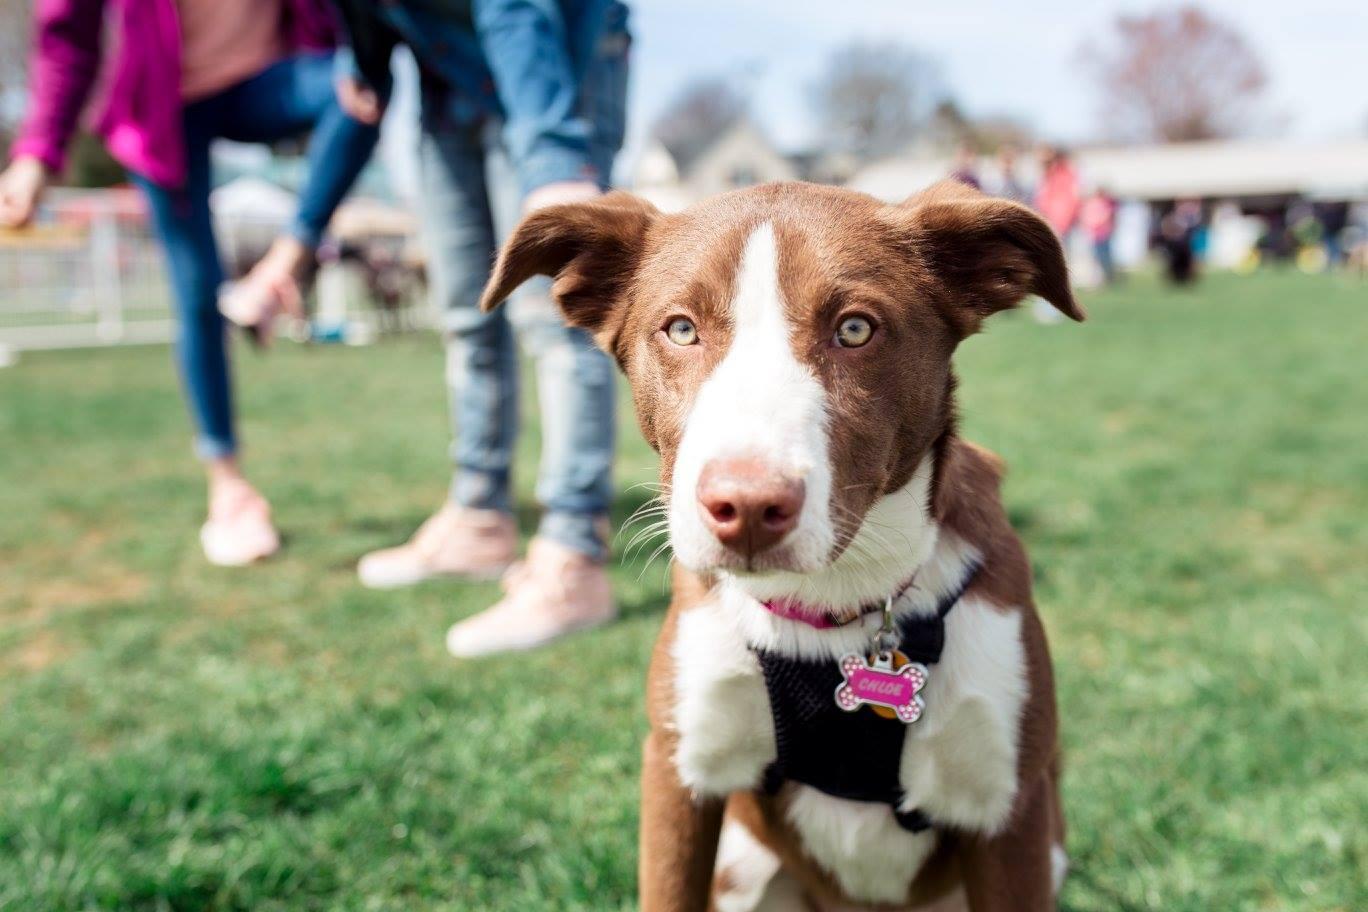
[1157,196,1367,284]
[951,141,1368,288]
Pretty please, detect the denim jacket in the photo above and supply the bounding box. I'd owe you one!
[332,0,629,194]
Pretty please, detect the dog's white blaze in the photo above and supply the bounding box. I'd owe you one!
[669,222,834,573]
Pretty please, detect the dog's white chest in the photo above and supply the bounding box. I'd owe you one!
[671,591,1028,904]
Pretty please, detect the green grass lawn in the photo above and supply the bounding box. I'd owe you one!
[1,271,1364,911]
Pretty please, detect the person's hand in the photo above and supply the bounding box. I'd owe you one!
[0,156,49,229]
[523,179,601,214]
[336,77,384,126]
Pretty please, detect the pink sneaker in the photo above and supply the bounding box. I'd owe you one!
[357,505,517,589]
[218,272,303,348]
[445,536,616,658]
[200,483,280,566]
[219,238,310,347]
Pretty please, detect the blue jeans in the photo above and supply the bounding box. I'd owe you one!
[418,32,627,561]
[1094,238,1116,284]
[134,52,380,459]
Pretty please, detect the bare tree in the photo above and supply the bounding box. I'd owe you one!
[650,77,749,170]
[1081,4,1268,143]
[808,42,939,161]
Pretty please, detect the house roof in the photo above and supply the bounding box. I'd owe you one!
[657,118,784,180]
[657,120,741,175]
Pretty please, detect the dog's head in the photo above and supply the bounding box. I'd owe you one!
[482,180,1080,582]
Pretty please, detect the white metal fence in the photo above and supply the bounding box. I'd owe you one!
[0,187,431,359]
[0,188,174,352]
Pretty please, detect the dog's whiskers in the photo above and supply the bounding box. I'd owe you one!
[617,494,671,548]
[638,537,675,583]
[624,522,670,561]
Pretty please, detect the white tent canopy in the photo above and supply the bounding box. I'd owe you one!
[851,139,1368,203]
[1080,140,1368,201]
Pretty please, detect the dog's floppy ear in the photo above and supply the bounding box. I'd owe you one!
[480,191,658,346]
[896,180,1084,333]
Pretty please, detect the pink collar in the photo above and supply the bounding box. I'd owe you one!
[762,575,921,630]
[760,598,847,629]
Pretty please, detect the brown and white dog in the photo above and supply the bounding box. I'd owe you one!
[481,180,1083,912]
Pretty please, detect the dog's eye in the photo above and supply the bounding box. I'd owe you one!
[835,315,874,348]
[665,317,699,346]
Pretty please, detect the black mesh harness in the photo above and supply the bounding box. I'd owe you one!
[751,564,980,833]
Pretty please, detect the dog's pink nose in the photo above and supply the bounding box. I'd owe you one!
[697,458,805,556]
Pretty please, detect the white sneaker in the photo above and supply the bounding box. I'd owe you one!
[357,505,517,589]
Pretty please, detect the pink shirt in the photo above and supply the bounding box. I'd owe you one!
[179,0,286,101]
[1035,163,1081,237]
[1080,195,1117,243]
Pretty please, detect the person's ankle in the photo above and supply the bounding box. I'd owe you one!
[205,459,264,511]
[267,236,310,267]
[246,237,314,290]
[536,513,611,565]
[206,457,244,488]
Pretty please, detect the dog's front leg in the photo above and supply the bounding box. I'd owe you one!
[639,730,724,912]
[958,774,1059,912]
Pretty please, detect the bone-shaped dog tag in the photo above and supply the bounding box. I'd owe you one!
[834,651,928,723]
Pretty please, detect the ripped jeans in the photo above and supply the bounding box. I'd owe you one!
[418,115,618,561]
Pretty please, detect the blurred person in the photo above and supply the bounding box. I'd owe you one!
[1034,147,1081,238]
[0,0,380,565]
[1031,147,1080,321]
[994,144,1032,205]
[1315,201,1349,268]
[1208,200,1261,272]
[1159,199,1203,284]
[333,0,630,657]
[1080,186,1119,285]
[1256,209,1295,265]
[1288,200,1334,272]
[948,142,981,190]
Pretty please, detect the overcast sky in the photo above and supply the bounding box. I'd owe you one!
[623,0,1368,156]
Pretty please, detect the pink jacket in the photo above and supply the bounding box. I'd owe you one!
[11,0,336,187]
